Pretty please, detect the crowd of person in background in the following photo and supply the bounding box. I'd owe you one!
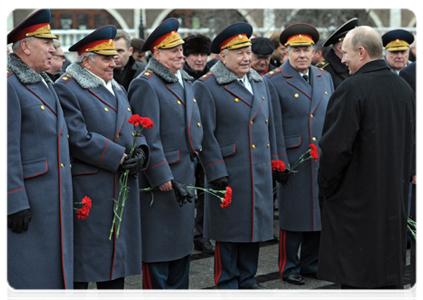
[7,9,416,291]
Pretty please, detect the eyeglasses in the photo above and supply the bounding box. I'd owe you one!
[52,54,66,60]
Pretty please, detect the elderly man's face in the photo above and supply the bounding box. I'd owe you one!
[288,46,314,74]
[221,47,252,78]
[84,54,116,83]
[25,38,56,74]
[385,49,409,71]
[114,38,133,69]
[155,45,184,74]
[341,35,362,75]
[251,54,271,73]
[50,46,65,75]
[185,53,208,71]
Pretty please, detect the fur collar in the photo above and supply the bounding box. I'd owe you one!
[66,62,121,90]
[210,59,262,85]
[7,53,53,85]
[145,57,193,83]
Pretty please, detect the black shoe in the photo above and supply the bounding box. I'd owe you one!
[194,240,215,254]
[239,283,275,296]
[222,289,244,300]
[283,273,305,285]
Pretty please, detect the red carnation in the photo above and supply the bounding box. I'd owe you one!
[309,144,319,161]
[271,160,286,172]
[76,196,92,220]
[140,117,154,129]
[220,186,233,209]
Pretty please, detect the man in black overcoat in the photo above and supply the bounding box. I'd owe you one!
[317,26,415,289]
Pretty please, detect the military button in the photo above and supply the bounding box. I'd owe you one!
[177,101,181,105]
[116,134,119,138]
[200,148,203,152]
[267,144,270,147]
[295,93,299,98]
[70,164,72,169]
[104,107,109,112]
[235,98,239,102]
[127,108,131,111]
[197,123,201,127]
[61,163,64,168]
[67,135,69,139]
[325,91,328,95]
[252,144,256,149]
[312,137,317,141]
[265,119,268,123]
[193,99,197,103]
[41,105,45,110]
[132,132,135,137]
[310,114,314,118]
[262,96,265,100]
[250,121,253,124]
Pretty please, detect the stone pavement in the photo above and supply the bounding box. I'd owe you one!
[91,210,413,291]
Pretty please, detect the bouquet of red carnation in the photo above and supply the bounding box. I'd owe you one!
[75,196,92,220]
[110,114,153,240]
[188,186,233,209]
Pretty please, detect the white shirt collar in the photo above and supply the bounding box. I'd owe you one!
[86,69,115,96]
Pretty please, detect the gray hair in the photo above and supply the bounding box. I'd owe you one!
[287,45,315,52]
[75,52,97,64]
[221,46,252,56]
[11,37,35,51]
[347,26,383,59]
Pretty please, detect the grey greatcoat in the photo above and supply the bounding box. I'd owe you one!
[193,60,284,243]
[128,57,203,263]
[7,53,74,289]
[54,62,149,282]
[317,60,415,288]
[265,61,334,232]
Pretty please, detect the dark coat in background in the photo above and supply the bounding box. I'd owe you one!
[7,53,74,289]
[317,59,415,288]
[128,57,203,263]
[193,60,283,243]
[316,48,350,89]
[265,61,334,232]
[55,62,149,283]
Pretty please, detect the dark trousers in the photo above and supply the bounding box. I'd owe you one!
[142,254,190,289]
[69,277,125,300]
[194,162,207,244]
[341,284,404,300]
[214,241,259,289]
[278,229,320,278]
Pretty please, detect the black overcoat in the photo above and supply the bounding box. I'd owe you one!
[317,59,415,288]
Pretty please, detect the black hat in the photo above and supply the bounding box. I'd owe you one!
[8,9,56,45]
[280,23,319,47]
[69,25,118,56]
[323,18,358,47]
[251,37,275,56]
[382,29,414,51]
[210,22,253,54]
[183,34,211,56]
[142,18,184,52]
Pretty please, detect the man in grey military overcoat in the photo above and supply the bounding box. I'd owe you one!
[54,25,149,289]
[128,18,203,289]
[193,22,288,289]
[7,9,74,289]
[265,23,334,285]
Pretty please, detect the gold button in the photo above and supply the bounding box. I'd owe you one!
[295,93,299,98]
[197,123,201,127]
[252,145,256,149]
[262,96,265,100]
[61,163,64,168]
[325,91,328,95]
[250,121,253,124]
[312,137,317,141]
[265,119,268,123]
[267,144,270,147]
[193,99,197,102]
[127,108,131,111]
[235,98,239,102]
[70,164,72,169]
[177,101,181,105]
[310,114,314,118]
[67,135,69,139]
[116,134,119,138]
[104,107,108,112]
[200,148,203,152]
[41,105,45,110]
[132,132,135,137]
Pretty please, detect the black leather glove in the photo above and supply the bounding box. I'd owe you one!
[171,180,194,207]
[274,170,289,185]
[119,147,146,178]
[8,209,31,233]
[210,176,229,190]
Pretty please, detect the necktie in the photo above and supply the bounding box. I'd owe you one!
[239,79,244,85]
[302,74,309,83]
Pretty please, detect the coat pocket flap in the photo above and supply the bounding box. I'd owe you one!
[285,134,302,149]
[165,149,180,165]
[71,161,99,176]
[220,142,237,158]
[23,158,48,179]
